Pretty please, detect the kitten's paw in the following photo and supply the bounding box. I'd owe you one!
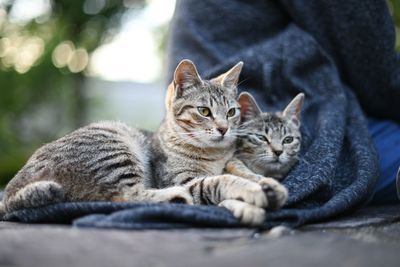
[257,178,288,209]
[222,176,268,208]
[152,186,194,205]
[219,199,265,226]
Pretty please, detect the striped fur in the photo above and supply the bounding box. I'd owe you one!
[151,60,279,224]
[3,121,193,213]
[1,60,280,225]
[225,93,305,208]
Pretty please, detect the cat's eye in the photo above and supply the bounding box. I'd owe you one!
[197,107,212,117]
[256,134,269,143]
[283,136,294,144]
[227,108,236,117]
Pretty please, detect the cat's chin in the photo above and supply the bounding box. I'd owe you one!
[211,137,236,146]
[210,136,231,143]
[255,159,286,172]
[193,137,235,149]
[264,161,283,169]
[261,158,296,176]
[265,156,295,165]
[180,133,235,149]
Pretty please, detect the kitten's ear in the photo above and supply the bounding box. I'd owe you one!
[283,93,305,121]
[212,61,243,93]
[238,92,262,122]
[174,59,202,94]
[166,59,202,110]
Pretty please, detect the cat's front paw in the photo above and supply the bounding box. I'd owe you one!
[219,199,265,226]
[257,177,288,209]
[151,186,194,205]
[221,175,268,208]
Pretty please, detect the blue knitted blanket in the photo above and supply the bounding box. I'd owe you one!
[166,0,399,224]
[2,0,399,229]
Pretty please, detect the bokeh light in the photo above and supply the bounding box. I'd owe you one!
[52,41,74,68]
[88,0,176,82]
[68,48,89,73]
[0,34,44,73]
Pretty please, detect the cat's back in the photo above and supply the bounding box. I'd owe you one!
[5,121,152,201]
[41,121,151,164]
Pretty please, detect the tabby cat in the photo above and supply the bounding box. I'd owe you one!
[0,60,287,225]
[225,92,304,204]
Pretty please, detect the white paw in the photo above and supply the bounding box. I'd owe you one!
[219,199,265,226]
[257,177,288,209]
[222,176,268,208]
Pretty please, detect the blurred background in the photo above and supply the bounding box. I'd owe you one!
[0,0,399,187]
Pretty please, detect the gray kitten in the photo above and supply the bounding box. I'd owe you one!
[225,92,304,206]
[0,60,287,225]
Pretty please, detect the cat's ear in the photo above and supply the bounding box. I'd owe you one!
[283,93,305,122]
[212,61,243,93]
[166,59,202,110]
[173,59,202,94]
[238,92,262,122]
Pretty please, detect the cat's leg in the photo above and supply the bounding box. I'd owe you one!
[4,181,65,212]
[225,157,262,180]
[184,174,269,208]
[121,185,193,204]
[140,187,194,204]
[183,175,271,225]
[219,199,265,226]
[225,158,288,209]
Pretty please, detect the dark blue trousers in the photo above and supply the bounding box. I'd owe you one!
[368,119,400,204]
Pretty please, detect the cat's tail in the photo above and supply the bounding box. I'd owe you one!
[5,181,65,213]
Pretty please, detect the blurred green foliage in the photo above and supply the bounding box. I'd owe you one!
[0,0,145,187]
[389,0,400,50]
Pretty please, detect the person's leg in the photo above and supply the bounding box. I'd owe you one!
[368,118,400,204]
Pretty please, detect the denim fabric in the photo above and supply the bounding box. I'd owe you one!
[368,118,400,204]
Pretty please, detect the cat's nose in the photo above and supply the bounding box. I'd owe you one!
[217,127,228,136]
[274,150,283,156]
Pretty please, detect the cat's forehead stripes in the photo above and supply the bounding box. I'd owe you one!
[261,113,295,137]
[266,123,286,136]
[183,82,236,108]
[241,112,300,139]
[263,113,284,127]
[181,81,229,98]
[172,82,239,118]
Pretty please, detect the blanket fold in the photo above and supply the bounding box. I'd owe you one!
[3,201,245,229]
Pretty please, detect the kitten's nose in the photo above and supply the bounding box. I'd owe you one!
[217,127,228,136]
[274,150,283,156]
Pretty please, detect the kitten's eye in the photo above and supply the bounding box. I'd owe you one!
[283,136,294,144]
[227,108,236,117]
[197,107,212,117]
[256,134,269,143]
